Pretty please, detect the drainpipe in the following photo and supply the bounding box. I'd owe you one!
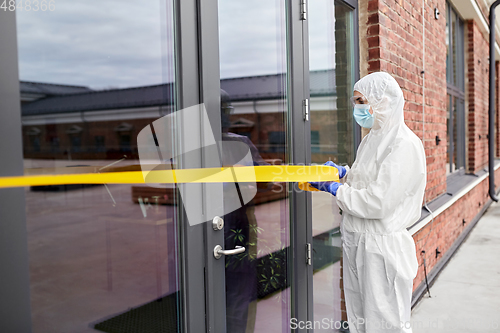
[489,0,500,202]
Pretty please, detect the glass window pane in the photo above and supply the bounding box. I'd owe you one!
[445,2,465,176]
[458,19,465,91]
[17,1,182,331]
[451,9,457,87]
[218,0,291,331]
[446,95,455,175]
[446,2,450,83]
[453,96,461,170]
[309,0,355,327]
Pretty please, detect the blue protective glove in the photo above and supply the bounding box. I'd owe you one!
[309,181,342,196]
[324,161,347,179]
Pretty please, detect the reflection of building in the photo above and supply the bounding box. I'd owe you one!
[21,70,340,161]
[20,81,93,104]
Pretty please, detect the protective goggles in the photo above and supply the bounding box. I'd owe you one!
[349,95,369,108]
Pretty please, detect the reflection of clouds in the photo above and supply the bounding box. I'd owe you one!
[219,0,287,79]
[16,0,175,89]
[309,0,336,71]
[219,0,337,77]
[220,0,337,76]
[16,0,336,89]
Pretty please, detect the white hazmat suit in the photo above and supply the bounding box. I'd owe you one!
[336,72,426,332]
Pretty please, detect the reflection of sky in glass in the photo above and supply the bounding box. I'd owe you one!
[16,0,334,88]
[218,0,286,79]
[218,0,334,78]
[309,0,335,71]
[16,0,175,89]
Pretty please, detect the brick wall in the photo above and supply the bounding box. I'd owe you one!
[412,166,500,292]
[467,19,490,173]
[363,0,448,203]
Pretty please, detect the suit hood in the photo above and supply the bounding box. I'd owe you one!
[353,71,405,134]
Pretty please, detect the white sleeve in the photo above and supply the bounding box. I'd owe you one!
[335,142,425,220]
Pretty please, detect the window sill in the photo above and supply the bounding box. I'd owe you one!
[408,159,500,235]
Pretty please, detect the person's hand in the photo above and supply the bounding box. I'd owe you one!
[324,161,347,179]
[309,181,342,196]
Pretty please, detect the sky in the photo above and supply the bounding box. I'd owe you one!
[16,0,338,90]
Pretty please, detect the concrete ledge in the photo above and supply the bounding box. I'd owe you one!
[408,160,500,235]
[411,184,500,309]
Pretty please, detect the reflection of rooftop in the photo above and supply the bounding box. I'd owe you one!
[20,81,93,102]
[21,69,337,116]
[21,83,175,116]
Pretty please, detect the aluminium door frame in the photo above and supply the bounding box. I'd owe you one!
[174,0,210,331]
[0,9,33,333]
[290,0,310,329]
[194,0,226,331]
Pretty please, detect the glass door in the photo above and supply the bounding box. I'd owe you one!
[191,0,313,331]
[14,0,184,332]
[216,0,292,332]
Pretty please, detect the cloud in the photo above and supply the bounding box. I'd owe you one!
[218,0,287,79]
[16,0,336,89]
[16,0,173,89]
[308,0,337,71]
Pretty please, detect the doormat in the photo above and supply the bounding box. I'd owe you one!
[93,291,180,333]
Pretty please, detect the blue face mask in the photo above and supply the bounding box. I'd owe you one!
[353,104,374,128]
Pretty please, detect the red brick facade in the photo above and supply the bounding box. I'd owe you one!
[364,0,448,202]
[413,167,500,289]
[467,19,491,174]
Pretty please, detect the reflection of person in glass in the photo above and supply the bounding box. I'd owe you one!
[220,89,267,333]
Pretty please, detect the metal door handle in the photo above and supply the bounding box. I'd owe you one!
[213,245,245,259]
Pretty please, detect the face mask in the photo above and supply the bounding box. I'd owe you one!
[353,104,374,128]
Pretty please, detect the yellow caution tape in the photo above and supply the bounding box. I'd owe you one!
[0,165,338,189]
[297,182,321,192]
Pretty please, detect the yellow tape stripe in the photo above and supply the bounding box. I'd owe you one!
[0,165,338,189]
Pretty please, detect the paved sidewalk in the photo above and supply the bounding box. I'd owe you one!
[411,200,500,333]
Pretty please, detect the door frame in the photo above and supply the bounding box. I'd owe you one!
[0,8,33,333]
[174,0,214,332]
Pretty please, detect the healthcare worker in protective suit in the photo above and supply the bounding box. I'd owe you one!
[310,71,426,333]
